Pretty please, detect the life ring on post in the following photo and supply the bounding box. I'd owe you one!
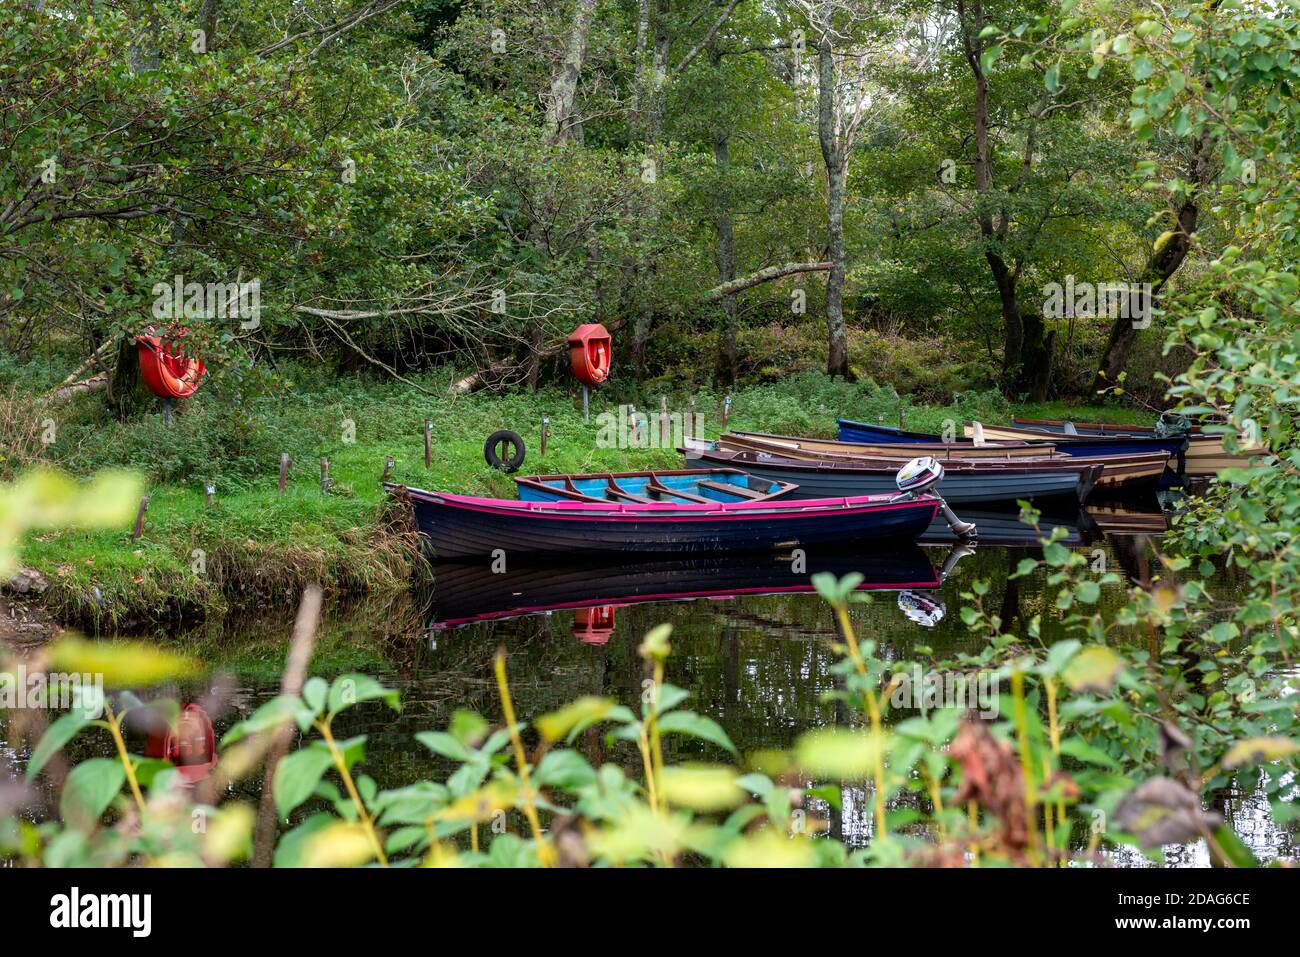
[136,326,207,400]
[484,429,526,472]
[567,323,611,386]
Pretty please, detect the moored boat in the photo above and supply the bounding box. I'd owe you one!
[711,432,1170,490]
[838,417,1188,458]
[392,484,942,559]
[721,430,1054,459]
[685,447,1103,505]
[1006,416,1266,476]
[514,467,796,504]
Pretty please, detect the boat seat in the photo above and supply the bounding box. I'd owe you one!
[647,477,713,503]
[605,479,654,504]
[698,480,766,500]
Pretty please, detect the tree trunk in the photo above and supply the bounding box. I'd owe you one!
[1092,192,1200,392]
[712,128,738,386]
[545,0,598,144]
[816,34,852,380]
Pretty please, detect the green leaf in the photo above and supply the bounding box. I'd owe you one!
[1058,737,1120,769]
[26,710,94,780]
[415,731,470,762]
[326,674,400,716]
[656,711,736,754]
[535,750,597,789]
[60,758,126,833]
[274,747,335,817]
[221,694,303,747]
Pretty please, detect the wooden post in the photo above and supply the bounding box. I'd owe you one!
[382,456,394,482]
[582,384,590,423]
[132,495,150,540]
[320,457,330,493]
[687,395,696,438]
[723,394,732,428]
[424,418,432,469]
[898,403,906,430]
[278,453,291,496]
[540,414,550,457]
[203,482,215,507]
[660,396,669,446]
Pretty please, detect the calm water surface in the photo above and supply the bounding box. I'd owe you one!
[6,501,1296,865]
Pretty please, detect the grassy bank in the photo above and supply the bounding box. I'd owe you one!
[10,364,1151,631]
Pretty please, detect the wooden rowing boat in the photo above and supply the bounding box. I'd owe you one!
[711,432,1170,490]
[836,417,1188,458]
[685,447,1103,505]
[963,421,1262,476]
[514,467,796,504]
[721,430,1055,459]
[392,484,941,559]
[1009,416,1268,475]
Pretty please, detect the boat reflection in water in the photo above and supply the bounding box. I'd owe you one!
[425,502,1170,642]
[428,545,951,640]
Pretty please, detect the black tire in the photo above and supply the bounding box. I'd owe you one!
[484,429,526,472]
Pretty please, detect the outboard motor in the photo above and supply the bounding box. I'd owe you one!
[893,457,977,539]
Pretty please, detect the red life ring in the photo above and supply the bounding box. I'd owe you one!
[144,703,216,785]
[567,323,612,386]
[135,327,207,399]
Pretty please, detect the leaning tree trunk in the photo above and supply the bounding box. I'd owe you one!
[816,35,852,380]
[1092,192,1201,392]
[545,0,598,144]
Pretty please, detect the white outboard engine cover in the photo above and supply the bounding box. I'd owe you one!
[896,456,944,495]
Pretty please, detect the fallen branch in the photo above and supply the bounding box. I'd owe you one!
[702,260,833,301]
[48,371,109,405]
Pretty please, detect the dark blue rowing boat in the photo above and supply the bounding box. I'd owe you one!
[836,417,1187,457]
[390,484,940,559]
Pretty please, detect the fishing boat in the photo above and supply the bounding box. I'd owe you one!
[709,432,1171,491]
[426,548,942,630]
[391,483,944,559]
[686,446,1103,505]
[837,417,1188,459]
[1005,417,1266,476]
[514,468,796,504]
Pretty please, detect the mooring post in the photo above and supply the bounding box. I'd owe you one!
[899,403,906,430]
[382,456,394,482]
[628,404,638,445]
[660,396,669,446]
[279,453,291,496]
[203,482,215,507]
[424,418,432,468]
[723,394,732,428]
[320,457,330,493]
[540,413,550,457]
[132,495,150,540]
[687,395,696,438]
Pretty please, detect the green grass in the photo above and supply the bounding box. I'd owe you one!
[14,364,1153,630]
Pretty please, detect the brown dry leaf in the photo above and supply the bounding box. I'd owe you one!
[949,718,1030,857]
[1113,777,1222,848]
